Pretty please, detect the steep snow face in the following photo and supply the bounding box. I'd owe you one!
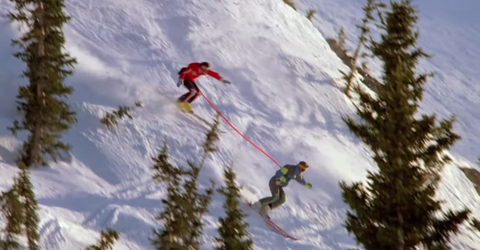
[295,0,480,247]
[297,0,480,162]
[0,0,479,249]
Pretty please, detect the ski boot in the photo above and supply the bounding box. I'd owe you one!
[251,201,271,219]
[176,100,193,113]
[251,201,262,211]
[260,204,271,218]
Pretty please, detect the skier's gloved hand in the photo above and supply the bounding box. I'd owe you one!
[305,183,312,189]
[177,79,184,87]
[221,79,231,85]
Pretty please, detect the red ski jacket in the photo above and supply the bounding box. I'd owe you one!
[179,63,223,82]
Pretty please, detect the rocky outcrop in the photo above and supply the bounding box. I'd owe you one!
[460,167,480,196]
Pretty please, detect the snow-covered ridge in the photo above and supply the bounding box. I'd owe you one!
[1,0,480,249]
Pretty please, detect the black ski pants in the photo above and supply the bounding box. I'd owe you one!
[178,80,200,103]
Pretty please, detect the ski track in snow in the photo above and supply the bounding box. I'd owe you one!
[0,0,479,249]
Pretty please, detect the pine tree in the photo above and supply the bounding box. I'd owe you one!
[215,166,253,250]
[151,115,221,250]
[337,27,346,51]
[305,9,316,22]
[16,162,41,250]
[151,140,189,250]
[0,187,24,250]
[342,0,381,97]
[100,102,143,129]
[0,162,42,250]
[85,228,120,250]
[199,114,221,168]
[7,0,77,167]
[340,0,470,249]
[470,218,480,233]
[282,0,296,10]
[180,164,215,249]
[179,115,220,248]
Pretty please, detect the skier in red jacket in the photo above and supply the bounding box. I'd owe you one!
[176,61,231,113]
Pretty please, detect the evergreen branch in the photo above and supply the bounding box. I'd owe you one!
[85,228,120,250]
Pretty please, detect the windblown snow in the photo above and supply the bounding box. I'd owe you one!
[1,0,480,249]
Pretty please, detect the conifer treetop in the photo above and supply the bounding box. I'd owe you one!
[215,166,253,250]
[7,0,77,167]
[340,0,470,249]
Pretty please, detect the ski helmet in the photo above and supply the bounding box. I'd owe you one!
[298,161,309,170]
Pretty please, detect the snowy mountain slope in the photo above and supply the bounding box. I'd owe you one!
[297,0,480,162]
[296,0,480,246]
[0,0,479,249]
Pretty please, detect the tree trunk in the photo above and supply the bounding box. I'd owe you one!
[345,32,365,97]
[25,2,46,167]
[397,212,404,250]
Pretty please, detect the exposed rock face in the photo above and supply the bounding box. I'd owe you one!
[460,167,480,195]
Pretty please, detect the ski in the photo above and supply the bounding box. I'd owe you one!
[242,200,299,241]
[261,216,299,241]
[156,90,226,133]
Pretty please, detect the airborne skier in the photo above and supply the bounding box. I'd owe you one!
[251,161,313,217]
[176,61,231,113]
